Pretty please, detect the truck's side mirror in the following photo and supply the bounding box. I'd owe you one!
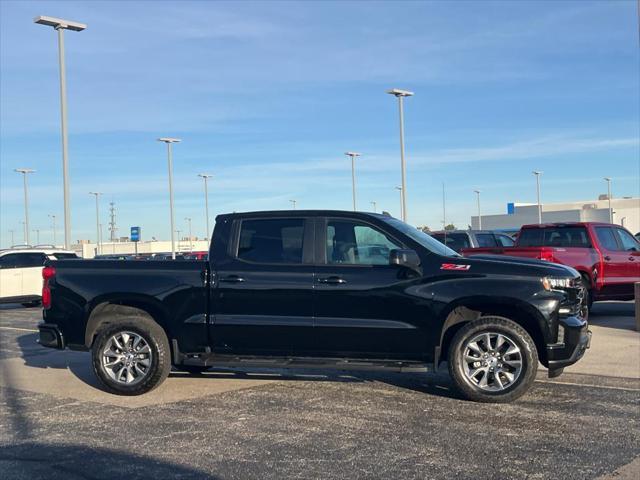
[389,249,421,270]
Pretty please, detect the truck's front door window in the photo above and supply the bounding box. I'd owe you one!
[614,228,640,252]
[237,219,305,264]
[327,220,401,265]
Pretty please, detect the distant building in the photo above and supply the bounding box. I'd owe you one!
[471,197,640,234]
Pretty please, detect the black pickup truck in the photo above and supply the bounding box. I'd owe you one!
[38,210,591,402]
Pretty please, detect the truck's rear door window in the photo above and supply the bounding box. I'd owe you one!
[237,219,305,264]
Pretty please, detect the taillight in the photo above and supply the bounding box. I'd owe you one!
[539,250,554,262]
[42,266,56,309]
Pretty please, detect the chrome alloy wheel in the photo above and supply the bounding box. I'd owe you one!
[102,331,153,385]
[461,332,523,392]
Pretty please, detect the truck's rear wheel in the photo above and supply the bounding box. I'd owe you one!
[92,319,171,395]
[448,316,538,403]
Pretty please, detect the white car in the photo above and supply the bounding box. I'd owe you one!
[0,247,78,307]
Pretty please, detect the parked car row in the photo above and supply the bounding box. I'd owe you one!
[430,230,515,253]
[94,251,208,261]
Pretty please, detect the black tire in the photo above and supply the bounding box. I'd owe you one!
[176,365,210,375]
[91,317,171,396]
[448,316,538,403]
[579,274,593,314]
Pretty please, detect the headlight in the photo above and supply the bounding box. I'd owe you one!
[541,277,572,291]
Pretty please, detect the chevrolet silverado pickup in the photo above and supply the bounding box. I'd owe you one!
[38,211,590,403]
[461,222,640,308]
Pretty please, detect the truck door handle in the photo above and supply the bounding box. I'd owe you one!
[220,275,245,283]
[318,276,347,285]
[604,256,611,261]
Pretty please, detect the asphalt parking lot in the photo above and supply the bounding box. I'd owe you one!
[1,303,638,480]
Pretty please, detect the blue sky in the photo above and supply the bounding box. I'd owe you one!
[1,0,639,246]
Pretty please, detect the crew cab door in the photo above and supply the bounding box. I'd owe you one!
[593,226,639,297]
[210,216,315,355]
[312,217,426,359]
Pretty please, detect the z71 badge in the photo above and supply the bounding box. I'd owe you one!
[440,263,471,271]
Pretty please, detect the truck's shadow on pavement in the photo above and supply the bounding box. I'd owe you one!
[0,442,219,479]
[14,332,462,401]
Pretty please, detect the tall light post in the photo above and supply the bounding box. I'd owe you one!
[34,16,86,250]
[395,186,403,220]
[158,137,181,259]
[345,152,361,211]
[370,201,377,213]
[387,88,414,222]
[89,192,103,255]
[474,190,482,230]
[289,199,297,210]
[48,214,57,246]
[198,173,213,239]
[33,229,40,245]
[8,230,15,246]
[604,177,613,223]
[532,171,543,224]
[175,230,182,252]
[185,217,193,252]
[15,168,35,244]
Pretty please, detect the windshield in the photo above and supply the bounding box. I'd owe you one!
[380,217,460,257]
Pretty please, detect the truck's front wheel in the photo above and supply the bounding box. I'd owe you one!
[92,319,171,395]
[448,316,538,403]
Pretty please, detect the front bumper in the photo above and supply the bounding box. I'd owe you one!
[38,323,65,350]
[546,315,591,370]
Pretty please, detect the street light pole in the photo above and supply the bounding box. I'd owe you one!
[158,138,181,260]
[395,186,403,220]
[9,230,15,246]
[474,190,482,229]
[35,16,86,250]
[89,192,103,255]
[185,217,193,252]
[198,174,213,240]
[14,169,35,245]
[345,152,361,211]
[289,199,297,210]
[370,201,377,213]
[33,229,40,245]
[48,214,57,246]
[532,171,543,224]
[604,177,613,223]
[387,88,414,222]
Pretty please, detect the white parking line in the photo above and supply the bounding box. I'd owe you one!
[0,326,38,333]
[536,379,640,392]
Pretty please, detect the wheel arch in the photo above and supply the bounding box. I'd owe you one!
[85,296,170,349]
[436,297,548,368]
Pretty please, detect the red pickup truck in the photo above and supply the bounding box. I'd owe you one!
[461,222,640,307]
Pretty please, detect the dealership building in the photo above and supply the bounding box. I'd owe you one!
[471,196,640,234]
